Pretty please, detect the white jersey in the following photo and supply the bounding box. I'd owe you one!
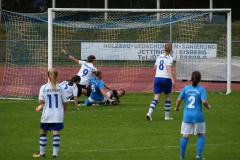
[77,61,97,85]
[60,81,78,98]
[155,53,173,78]
[38,83,67,123]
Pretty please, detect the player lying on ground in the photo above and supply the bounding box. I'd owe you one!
[104,89,125,105]
[78,70,117,107]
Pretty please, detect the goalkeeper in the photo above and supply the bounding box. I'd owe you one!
[105,89,125,105]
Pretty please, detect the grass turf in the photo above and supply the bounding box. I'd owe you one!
[0,90,239,159]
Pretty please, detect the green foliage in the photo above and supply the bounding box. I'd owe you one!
[0,90,240,159]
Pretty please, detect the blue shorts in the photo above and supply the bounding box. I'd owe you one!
[154,77,172,94]
[78,84,91,97]
[40,123,64,131]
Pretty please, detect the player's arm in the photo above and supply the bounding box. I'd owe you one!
[36,100,44,111]
[86,83,90,88]
[63,102,67,115]
[73,96,80,110]
[154,65,157,71]
[62,49,79,64]
[104,84,111,90]
[167,65,175,86]
[202,100,211,109]
[100,89,114,102]
[175,98,182,111]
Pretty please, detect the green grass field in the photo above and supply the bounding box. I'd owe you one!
[0,90,240,160]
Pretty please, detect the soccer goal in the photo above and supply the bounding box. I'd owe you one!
[0,8,232,99]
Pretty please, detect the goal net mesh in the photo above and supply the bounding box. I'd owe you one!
[0,10,229,99]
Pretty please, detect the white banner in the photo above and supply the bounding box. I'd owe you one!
[81,43,217,61]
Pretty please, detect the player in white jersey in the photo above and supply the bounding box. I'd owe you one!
[60,75,81,110]
[146,42,175,121]
[36,75,81,111]
[175,71,211,160]
[62,49,97,97]
[33,68,67,158]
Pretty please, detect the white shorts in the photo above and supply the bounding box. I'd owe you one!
[181,122,206,135]
[89,92,111,104]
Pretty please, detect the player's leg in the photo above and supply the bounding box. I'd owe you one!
[180,122,193,159]
[33,124,48,157]
[52,123,64,158]
[146,78,161,121]
[163,78,173,120]
[195,123,206,159]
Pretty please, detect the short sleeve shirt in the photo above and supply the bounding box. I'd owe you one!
[179,85,207,123]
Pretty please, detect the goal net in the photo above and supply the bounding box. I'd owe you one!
[0,9,232,99]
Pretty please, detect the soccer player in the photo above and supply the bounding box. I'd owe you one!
[175,71,211,160]
[60,75,81,110]
[78,70,114,106]
[146,42,175,121]
[105,89,126,105]
[62,49,97,97]
[36,75,81,111]
[33,68,67,158]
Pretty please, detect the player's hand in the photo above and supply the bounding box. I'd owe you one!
[172,80,175,87]
[108,99,115,102]
[62,49,67,55]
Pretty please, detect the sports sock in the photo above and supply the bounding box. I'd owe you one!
[180,136,189,158]
[197,135,205,155]
[53,134,60,156]
[165,100,171,117]
[39,134,47,155]
[147,99,158,115]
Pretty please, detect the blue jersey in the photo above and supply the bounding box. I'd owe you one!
[88,77,105,101]
[179,85,207,123]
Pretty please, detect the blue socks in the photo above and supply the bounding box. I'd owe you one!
[180,137,189,158]
[197,135,205,155]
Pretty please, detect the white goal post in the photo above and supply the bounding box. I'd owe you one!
[48,8,232,94]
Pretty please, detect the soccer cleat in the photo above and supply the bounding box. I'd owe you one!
[196,154,205,160]
[78,103,87,107]
[165,117,173,120]
[53,155,57,158]
[33,153,45,158]
[146,114,152,121]
[180,156,184,159]
[92,103,100,106]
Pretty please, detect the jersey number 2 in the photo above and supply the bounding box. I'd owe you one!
[187,96,195,108]
[47,94,59,108]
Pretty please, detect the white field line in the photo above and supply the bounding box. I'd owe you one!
[0,142,238,152]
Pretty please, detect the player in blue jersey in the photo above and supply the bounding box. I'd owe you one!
[78,70,114,106]
[146,42,175,121]
[33,68,67,158]
[175,71,211,160]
